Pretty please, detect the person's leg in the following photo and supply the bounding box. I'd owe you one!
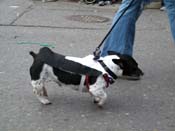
[101,0,144,57]
[164,0,175,42]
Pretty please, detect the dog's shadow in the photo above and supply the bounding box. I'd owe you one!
[34,82,164,121]
[32,86,165,130]
[36,89,144,114]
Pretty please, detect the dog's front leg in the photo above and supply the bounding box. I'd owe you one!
[97,91,107,107]
[89,87,107,107]
[31,80,51,105]
[93,97,100,104]
[89,76,107,107]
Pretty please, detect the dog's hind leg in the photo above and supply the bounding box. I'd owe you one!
[31,80,51,105]
[43,86,48,97]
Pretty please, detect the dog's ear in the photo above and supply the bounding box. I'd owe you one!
[113,54,144,76]
[112,59,125,69]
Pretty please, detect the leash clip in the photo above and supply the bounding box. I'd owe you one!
[93,47,101,60]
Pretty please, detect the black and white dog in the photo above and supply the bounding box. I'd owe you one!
[29,47,143,107]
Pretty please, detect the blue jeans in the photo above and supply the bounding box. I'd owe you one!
[164,0,175,41]
[101,0,175,56]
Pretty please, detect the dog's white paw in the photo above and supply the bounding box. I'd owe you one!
[37,96,51,105]
[97,101,106,108]
[93,97,100,104]
[42,99,51,105]
[97,97,106,108]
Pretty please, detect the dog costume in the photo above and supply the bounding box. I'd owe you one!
[29,47,143,107]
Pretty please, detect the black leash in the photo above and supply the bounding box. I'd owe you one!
[93,0,135,60]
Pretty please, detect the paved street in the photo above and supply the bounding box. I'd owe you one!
[0,0,175,131]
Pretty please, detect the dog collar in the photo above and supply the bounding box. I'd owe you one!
[98,60,118,80]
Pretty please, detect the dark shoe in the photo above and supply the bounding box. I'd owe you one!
[119,68,144,80]
[119,74,141,80]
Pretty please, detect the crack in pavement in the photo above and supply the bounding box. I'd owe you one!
[0,24,107,30]
[9,4,34,25]
[0,23,167,31]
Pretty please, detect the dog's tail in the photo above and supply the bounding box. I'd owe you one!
[29,51,37,59]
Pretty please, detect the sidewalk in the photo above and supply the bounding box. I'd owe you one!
[0,0,175,131]
[0,0,33,24]
[0,0,163,28]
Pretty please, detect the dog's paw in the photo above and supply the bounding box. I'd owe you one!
[97,99,105,108]
[93,99,99,104]
[37,96,52,105]
[93,97,100,104]
[42,99,52,105]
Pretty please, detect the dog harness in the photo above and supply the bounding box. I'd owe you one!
[98,60,117,81]
[84,73,111,90]
[38,47,102,77]
[84,60,118,90]
[38,47,118,91]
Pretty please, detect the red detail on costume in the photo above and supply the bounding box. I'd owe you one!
[85,75,90,90]
[85,74,111,91]
[103,74,110,88]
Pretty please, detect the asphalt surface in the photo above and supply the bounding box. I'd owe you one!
[0,0,175,131]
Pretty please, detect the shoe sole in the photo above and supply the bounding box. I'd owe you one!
[118,75,141,80]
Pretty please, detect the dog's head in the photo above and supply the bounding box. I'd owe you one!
[108,51,144,77]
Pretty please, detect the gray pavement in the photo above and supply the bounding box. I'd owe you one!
[0,0,175,131]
